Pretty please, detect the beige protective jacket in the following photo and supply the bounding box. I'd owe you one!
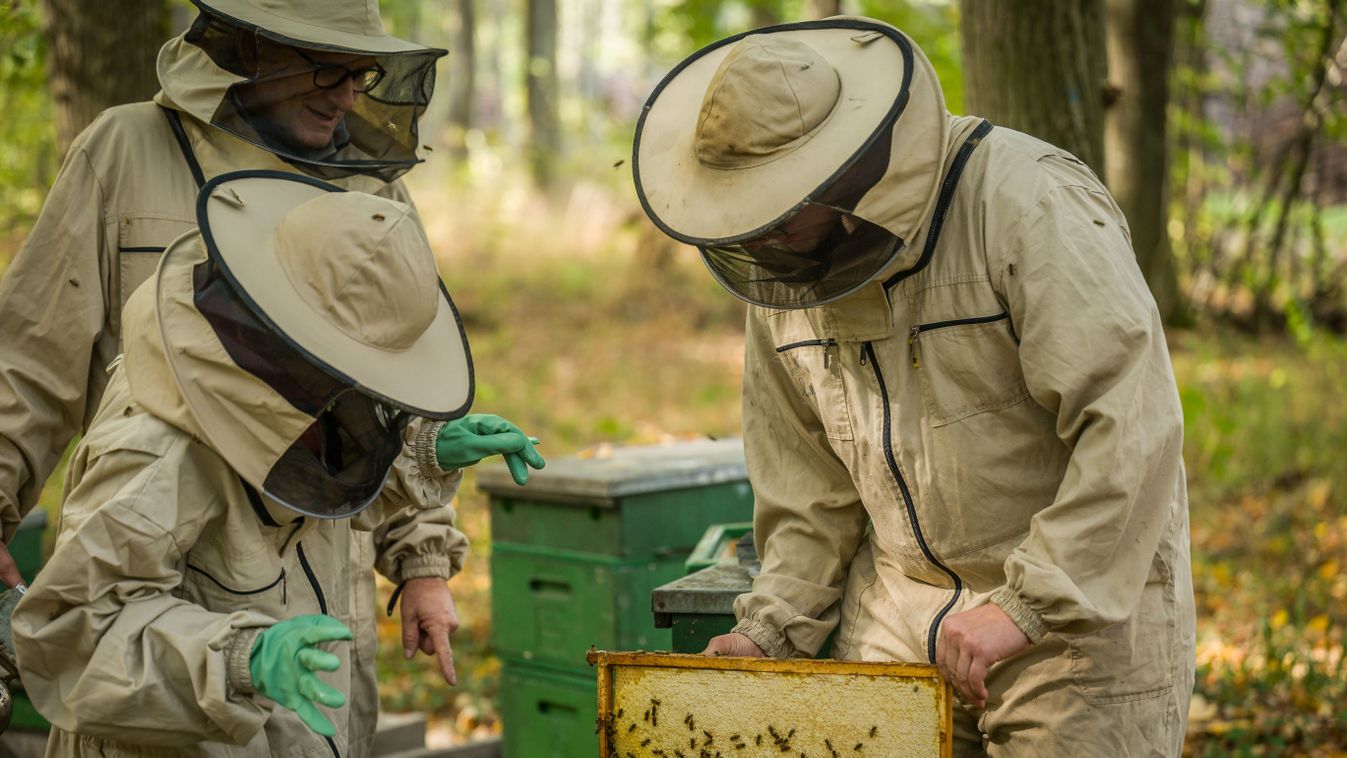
[12,281,467,758]
[0,94,415,541]
[0,34,462,758]
[731,114,1193,684]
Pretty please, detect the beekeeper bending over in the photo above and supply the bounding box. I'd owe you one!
[633,18,1196,757]
[12,173,543,757]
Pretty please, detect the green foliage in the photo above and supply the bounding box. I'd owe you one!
[652,0,962,112]
[1168,0,1347,329]
[0,0,57,236]
[651,0,788,58]
[857,0,962,113]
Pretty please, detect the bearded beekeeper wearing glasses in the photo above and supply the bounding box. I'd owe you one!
[0,1,532,743]
[633,18,1195,756]
[10,173,542,757]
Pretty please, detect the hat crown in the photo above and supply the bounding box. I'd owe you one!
[694,37,842,169]
[273,193,439,351]
[209,0,386,38]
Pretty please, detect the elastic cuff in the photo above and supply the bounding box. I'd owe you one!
[414,420,449,480]
[397,554,457,583]
[731,618,795,659]
[226,626,266,698]
[989,586,1048,643]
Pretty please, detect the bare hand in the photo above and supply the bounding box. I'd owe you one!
[398,577,460,685]
[700,632,766,657]
[0,543,21,588]
[935,603,1030,708]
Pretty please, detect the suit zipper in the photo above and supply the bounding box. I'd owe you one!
[908,311,1010,368]
[295,542,341,758]
[863,340,964,662]
[776,338,839,369]
[295,542,327,615]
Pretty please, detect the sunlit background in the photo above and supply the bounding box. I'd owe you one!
[2,0,1346,754]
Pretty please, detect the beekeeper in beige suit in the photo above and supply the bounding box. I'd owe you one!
[634,18,1196,756]
[0,2,498,749]
[13,174,490,756]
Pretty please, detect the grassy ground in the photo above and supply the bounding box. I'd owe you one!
[9,165,1347,753]
[1171,329,1347,756]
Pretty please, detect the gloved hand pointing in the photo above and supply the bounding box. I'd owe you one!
[250,615,354,736]
[436,414,545,485]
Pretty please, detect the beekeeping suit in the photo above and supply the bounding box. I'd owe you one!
[633,18,1195,756]
[0,4,454,752]
[14,175,473,758]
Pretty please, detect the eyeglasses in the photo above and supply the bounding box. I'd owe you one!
[294,48,386,93]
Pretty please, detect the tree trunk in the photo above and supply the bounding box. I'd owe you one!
[1104,0,1185,323]
[748,0,781,29]
[1171,0,1211,310]
[807,0,842,19]
[40,0,170,154]
[960,0,1108,174]
[480,0,506,136]
[446,0,476,158]
[526,0,560,187]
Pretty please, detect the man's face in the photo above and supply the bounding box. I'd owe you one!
[237,44,378,152]
[745,203,844,255]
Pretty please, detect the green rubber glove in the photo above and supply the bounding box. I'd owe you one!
[249,615,354,737]
[435,413,545,485]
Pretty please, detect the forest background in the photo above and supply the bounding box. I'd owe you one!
[2,0,1347,755]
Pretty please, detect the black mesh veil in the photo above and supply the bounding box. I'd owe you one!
[185,10,443,182]
[697,119,905,309]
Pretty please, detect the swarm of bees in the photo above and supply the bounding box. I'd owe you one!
[602,698,882,757]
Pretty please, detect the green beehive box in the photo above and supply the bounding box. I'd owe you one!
[479,440,755,757]
[8,508,50,733]
[490,543,686,669]
[478,439,754,672]
[9,509,46,586]
[499,659,598,758]
[480,439,753,559]
[652,562,754,654]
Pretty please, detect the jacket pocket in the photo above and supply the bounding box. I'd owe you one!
[774,338,854,441]
[114,213,194,328]
[181,554,288,616]
[909,312,1030,426]
[1064,576,1176,705]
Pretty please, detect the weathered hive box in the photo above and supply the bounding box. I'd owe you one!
[588,651,953,758]
[477,439,754,672]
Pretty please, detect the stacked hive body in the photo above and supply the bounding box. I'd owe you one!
[4,509,47,733]
[476,440,755,758]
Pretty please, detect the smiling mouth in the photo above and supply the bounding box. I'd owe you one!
[306,106,341,125]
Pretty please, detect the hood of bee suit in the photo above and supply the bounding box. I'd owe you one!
[632,17,950,311]
[124,172,473,520]
[122,265,302,528]
[154,0,446,182]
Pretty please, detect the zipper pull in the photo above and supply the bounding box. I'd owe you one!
[823,338,836,370]
[909,326,922,368]
[860,344,868,367]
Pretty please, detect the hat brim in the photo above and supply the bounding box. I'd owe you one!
[192,170,473,419]
[634,19,912,245]
[190,0,445,56]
